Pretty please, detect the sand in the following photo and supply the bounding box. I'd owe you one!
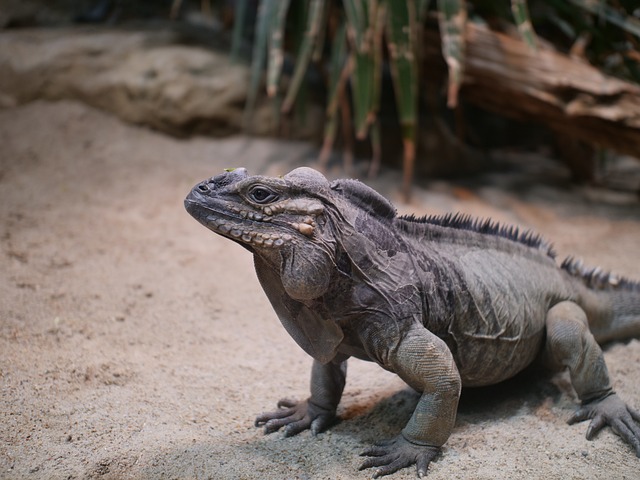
[1,100,639,479]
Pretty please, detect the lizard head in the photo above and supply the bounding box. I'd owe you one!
[185,166,398,363]
[184,166,330,254]
[186,167,345,362]
[185,165,398,271]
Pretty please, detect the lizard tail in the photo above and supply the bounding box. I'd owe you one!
[561,257,640,343]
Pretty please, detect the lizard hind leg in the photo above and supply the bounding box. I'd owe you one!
[544,301,640,456]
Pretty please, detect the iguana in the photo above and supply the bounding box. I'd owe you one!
[184,167,640,477]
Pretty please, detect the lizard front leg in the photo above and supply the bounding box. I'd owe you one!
[545,301,640,456]
[360,325,461,478]
[255,356,347,436]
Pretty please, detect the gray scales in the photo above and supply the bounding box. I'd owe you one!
[184,167,640,478]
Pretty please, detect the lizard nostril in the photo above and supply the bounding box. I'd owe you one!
[197,183,209,193]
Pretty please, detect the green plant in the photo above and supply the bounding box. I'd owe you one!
[233,0,640,199]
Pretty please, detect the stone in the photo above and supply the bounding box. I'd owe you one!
[0,27,276,136]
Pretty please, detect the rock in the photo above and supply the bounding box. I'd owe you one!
[0,27,278,136]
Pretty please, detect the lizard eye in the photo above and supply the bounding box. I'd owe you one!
[248,185,278,204]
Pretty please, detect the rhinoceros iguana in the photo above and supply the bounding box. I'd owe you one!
[184,167,640,477]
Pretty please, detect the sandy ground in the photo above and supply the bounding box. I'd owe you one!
[1,100,639,479]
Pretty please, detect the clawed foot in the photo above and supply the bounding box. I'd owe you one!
[568,393,640,456]
[254,398,337,437]
[359,435,440,478]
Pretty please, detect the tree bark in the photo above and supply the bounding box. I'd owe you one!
[424,22,640,159]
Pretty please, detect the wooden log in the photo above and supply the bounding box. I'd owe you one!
[424,22,640,159]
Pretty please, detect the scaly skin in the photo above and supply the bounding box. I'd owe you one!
[185,167,640,477]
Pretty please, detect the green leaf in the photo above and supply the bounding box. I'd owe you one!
[266,0,292,97]
[437,0,467,108]
[281,0,326,113]
[385,0,419,198]
[346,1,381,138]
[244,0,277,127]
[312,0,330,62]
[326,19,348,117]
[351,51,376,138]
[343,0,367,50]
[386,0,418,128]
[371,3,386,120]
[387,0,419,201]
[511,0,538,49]
[230,0,249,62]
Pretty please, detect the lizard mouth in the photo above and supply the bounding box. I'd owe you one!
[184,196,293,248]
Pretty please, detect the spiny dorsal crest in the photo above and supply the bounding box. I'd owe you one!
[561,257,640,292]
[330,179,396,220]
[398,212,557,259]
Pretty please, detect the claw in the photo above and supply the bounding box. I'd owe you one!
[585,415,606,440]
[254,398,337,438]
[360,446,389,458]
[310,416,332,436]
[568,394,640,456]
[359,435,440,478]
[277,398,297,409]
[416,454,430,478]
